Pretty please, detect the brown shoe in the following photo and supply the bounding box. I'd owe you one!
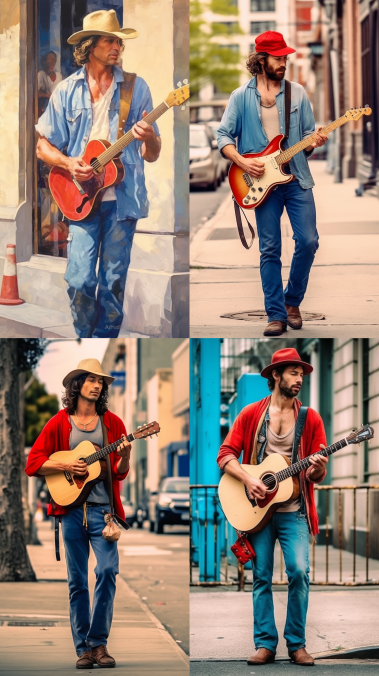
[263,320,287,336]
[289,647,315,665]
[92,645,116,668]
[285,304,302,330]
[76,650,95,669]
[247,648,275,664]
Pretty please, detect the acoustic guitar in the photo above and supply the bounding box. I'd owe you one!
[48,83,190,221]
[46,420,160,508]
[229,106,372,210]
[218,424,374,534]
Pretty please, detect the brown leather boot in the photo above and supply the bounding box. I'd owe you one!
[247,648,275,664]
[285,304,302,330]
[92,645,116,668]
[263,320,287,336]
[76,650,95,669]
[289,647,315,665]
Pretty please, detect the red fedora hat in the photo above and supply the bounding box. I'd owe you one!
[261,348,313,379]
[255,30,296,57]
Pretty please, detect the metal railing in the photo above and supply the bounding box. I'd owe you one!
[190,484,379,589]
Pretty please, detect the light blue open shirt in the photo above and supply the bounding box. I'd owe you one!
[217,77,315,189]
[35,65,160,220]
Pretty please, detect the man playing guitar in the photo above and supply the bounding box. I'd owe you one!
[217,348,328,666]
[36,9,161,338]
[25,358,132,669]
[217,31,327,337]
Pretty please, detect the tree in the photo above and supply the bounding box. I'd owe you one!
[0,339,47,581]
[190,0,244,98]
[25,374,59,447]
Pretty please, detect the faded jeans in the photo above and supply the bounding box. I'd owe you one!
[61,503,119,656]
[65,200,137,338]
[249,510,310,653]
[254,179,318,323]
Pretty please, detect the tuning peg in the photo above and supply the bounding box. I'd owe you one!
[183,79,188,85]
[177,81,182,88]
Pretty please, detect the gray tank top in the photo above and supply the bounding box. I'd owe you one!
[70,416,110,504]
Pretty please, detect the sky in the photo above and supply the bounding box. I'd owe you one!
[36,339,110,405]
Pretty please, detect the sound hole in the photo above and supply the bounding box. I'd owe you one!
[75,196,91,213]
[260,472,277,493]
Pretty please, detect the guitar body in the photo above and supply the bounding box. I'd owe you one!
[228,135,294,210]
[45,441,107,508]
[218,453,300,534]
[49,139,124,221]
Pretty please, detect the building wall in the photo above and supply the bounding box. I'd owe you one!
[172,338,189,416]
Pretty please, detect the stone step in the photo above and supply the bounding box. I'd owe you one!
[0,302,76,338]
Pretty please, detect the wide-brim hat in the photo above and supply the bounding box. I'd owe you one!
[255,30,296,57]
[67,9,138,45]
[261,348,313,379]
[63,358,115,387]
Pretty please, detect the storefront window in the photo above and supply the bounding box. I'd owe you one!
[33,0,123,257]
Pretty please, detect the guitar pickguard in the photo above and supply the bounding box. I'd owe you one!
[72,470,90,489]
[241,152,287,206]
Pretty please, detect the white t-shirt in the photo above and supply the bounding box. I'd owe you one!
[261,102,280,142]
[38,70,62,95]
[88,78,117,201]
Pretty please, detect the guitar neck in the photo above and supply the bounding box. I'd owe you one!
[277,114,350,166]
[95,101,169,167]
[276,437,350,483]
[86,432,134,466]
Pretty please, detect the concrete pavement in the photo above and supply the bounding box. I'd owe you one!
[190,161,379,337]
[0,521,189,675]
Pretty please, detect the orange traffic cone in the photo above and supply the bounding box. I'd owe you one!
[0,244,25,305]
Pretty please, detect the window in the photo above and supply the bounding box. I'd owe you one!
[250,20,276,35]
[33,0,124,258]
[250,0,275,11]
[212,21,240,35]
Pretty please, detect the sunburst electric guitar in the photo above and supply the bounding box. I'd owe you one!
[218,425,374,534]
[48,83,190,221]
[229,106,372,209]
[46,421,160,508]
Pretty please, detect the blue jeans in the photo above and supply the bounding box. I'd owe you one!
[249,510,310,653]
[65,200,137,337]
[61,504,119,656]
[254,180,319,322]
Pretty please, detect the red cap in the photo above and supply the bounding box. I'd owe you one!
[255,30,296,57]
[261,348,313,379]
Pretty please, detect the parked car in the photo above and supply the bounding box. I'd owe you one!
[120,496,137,525]
[190,123,221,190]
[149,477,190,534]
[206,120,230,181]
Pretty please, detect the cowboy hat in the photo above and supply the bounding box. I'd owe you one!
[63,358,115,387]
[260,348,313,379]
[67,9,138,45]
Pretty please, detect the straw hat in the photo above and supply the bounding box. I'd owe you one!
[63,358,115,387]
[67,9,138,45]
[260,348,313,379]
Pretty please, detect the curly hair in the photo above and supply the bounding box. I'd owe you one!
[246,51,270,76]
[73,35,125,66]
[62,373,109,415]
[267,364,290,392]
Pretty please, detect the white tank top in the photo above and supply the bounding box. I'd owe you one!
[264,421,301,512]
[88,78,116,201]
[261,102,280,142]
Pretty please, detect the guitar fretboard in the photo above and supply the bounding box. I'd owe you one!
[91,102,169,171]
[85,432,134,466]
[277,113,351,166]
[275,438,349,483]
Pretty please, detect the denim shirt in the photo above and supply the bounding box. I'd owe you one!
[217,77,315,189]
[35,66,160,220]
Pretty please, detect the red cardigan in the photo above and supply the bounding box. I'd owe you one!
[217,396,327,537]
[25,409,128,520]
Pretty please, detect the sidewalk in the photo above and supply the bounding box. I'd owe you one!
[0,522,189,675]
[190,161,379,337]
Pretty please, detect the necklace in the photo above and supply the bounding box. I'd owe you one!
[74,411,98,431]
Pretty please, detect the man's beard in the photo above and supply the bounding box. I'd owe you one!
[263,62,286,81]
[278,376,300,399]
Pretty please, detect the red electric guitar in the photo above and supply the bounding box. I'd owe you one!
[48,83,190,221]
[229,106,372,210]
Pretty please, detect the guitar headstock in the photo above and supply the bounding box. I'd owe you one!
[133,421,160,439]
[165,81,190,109]
[345,106,372,122]
[347,424,374,444]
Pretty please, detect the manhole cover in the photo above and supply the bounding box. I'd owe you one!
[7,621,57,626]
[221,310,326,322]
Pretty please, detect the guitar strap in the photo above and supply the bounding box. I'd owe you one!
[233,197,255,249]
[55,516,61,562]
[284,79,291,139]
[100,417,131,531]
[117,72,137,140]
[292,406,308,464]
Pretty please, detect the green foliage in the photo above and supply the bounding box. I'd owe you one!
[190,0,244,98]
[24,371,59,446]
[17,340,47,373]
[210,0,238,15]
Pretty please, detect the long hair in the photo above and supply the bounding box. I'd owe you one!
[73,35,125,66]
[62,373,109,415]
[267,364,289,392]
[246,51,269,76]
